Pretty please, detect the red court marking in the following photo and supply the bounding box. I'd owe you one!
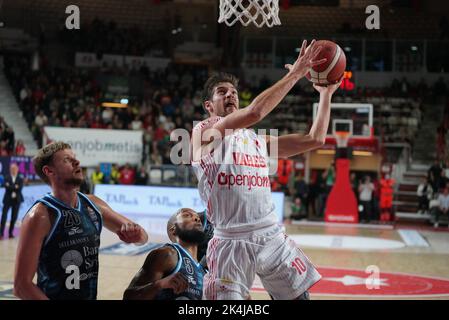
[251,266,449,298]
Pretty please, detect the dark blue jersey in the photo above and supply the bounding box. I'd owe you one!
[155,243,206,300]
[26,192,103,300]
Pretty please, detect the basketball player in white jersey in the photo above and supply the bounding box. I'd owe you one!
[191,40,342,300]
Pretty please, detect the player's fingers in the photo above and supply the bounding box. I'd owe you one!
[299,40,307,57]
[311,45,323,58]
[129,223,138,233]
[310,58,327,67]
[285,64,293,71]
[305,39,316,56]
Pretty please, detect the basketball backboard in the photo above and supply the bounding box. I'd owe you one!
[313,103,374,139]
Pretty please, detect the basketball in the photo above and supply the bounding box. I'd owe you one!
[306,40,346,86]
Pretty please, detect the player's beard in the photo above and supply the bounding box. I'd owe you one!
[175,224,206,244]
[65,176,84,187]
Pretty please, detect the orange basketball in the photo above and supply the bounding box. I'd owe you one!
[306,40,346,86]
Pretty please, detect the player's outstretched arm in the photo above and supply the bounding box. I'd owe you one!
[266,81,342,158]
[212,40,326,135]
[123,246,188,300]
[87,195,148,245]
[13,204,51,300]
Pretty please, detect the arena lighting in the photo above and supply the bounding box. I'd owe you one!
[101,102,128,108]
[317,150,336,155]
[353,151,373,156]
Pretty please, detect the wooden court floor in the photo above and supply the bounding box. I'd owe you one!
[1,221,449,300]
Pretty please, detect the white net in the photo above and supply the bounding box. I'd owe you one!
[218,0,281,28]
[335,132,350,148]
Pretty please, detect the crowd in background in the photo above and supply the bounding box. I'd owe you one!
[2,41,449,226]
[424,160,449,227]
[287,164,386,224]
[0,117,26,157]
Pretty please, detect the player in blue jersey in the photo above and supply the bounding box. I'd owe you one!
[13,141,148,300]
[123,208,207,300]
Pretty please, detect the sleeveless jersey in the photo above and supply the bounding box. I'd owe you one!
[27,192,102,300]
[155,243,206,300]
[192,117,278,234]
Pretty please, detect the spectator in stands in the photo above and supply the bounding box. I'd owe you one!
[91,166,104,185]
[150,149,163,165]
[358,176,375,223]
[135,166,149,186]
[15,140,26,156]
[2,127,15,154]
[293,173,308,215]
[350,172,359,197]
[0,141,9,156]
[270,176,280,192]
[436,125,447,161]
[110,164,121,184]
[428,160,443,193]
[130,115,143,131]
[439,169,449,191]
[316,171,328,217]
[290,197,307,221]
[35,111,48,128]
[102,108,114,125]
[372,177,381,222]
[307,174,320,218]
[119,164,136,185]
[324,162,335,195]
[432,187,449,228]
[417,177,433,214]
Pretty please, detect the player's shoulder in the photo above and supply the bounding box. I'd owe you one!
[143,244,179,270]
[193,116,223,132]
[147,244,179,261]
[23,202,52,225]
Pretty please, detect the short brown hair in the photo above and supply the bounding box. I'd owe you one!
[33,141,72,184]
[202,72,239,112]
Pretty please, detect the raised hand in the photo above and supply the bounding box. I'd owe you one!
[117,222,147,245]
[313,78,343,96]
[284,40,327,79]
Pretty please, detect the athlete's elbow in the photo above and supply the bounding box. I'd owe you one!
[308,134,326,148]
[314,137,326,147]
[246,106,264,123]
[13,279,27,299]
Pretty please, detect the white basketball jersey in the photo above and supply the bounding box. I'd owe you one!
[192,118,278,233]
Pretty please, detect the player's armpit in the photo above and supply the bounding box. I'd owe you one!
[265,134,324,158]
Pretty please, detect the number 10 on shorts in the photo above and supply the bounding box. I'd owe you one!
[292,257,307,274]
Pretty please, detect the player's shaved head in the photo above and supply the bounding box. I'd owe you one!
[167,208,184,240]
[167,208,204,243]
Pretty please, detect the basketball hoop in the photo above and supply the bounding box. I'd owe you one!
[335,131,350,148]
[218,0,281,28]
